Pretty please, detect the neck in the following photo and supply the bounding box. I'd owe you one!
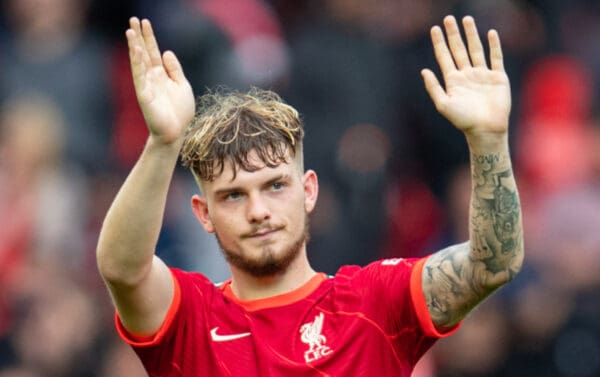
[228,251,316,301]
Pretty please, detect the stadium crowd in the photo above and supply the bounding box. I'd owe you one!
[0,0,598,376]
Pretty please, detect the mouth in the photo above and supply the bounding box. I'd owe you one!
[244,227,281,239]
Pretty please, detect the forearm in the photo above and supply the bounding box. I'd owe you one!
[466,132,524,291]
[421,15,521,329]
[97,135,182,285]
[422,133,524,328]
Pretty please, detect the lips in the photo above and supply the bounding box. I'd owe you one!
[252,230,275,237]
[248,229,277,238]
[244,227,282,239]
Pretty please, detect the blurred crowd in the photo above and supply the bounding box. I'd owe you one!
[0,0,599,376]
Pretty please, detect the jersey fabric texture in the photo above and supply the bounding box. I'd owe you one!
[116,257,459,376]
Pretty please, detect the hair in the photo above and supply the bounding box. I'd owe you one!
[180,87,304,183]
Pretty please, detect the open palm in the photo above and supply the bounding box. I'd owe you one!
[422,16,511,136]
[127,18,195,144]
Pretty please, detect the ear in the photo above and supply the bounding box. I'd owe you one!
[303,169,319,214]
[191,194,215,233]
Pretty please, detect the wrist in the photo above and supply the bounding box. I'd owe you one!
[146,133,185,156]
[465,130,509,153]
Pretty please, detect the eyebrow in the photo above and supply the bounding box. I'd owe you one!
[263,173,290,187]
[213,173,291,197]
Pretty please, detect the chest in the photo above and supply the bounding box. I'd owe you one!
[193,300,408,376]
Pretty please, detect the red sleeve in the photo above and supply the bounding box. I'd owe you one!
[409,257,461,338]
[335,257,459,366]
[114,269,216,375]
[115,269,182,347]
[343,256,460,340]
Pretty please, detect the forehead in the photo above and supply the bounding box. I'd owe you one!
[202,149,301,193]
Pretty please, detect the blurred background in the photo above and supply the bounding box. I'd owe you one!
[0,0,599,376]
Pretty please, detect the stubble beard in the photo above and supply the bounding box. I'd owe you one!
[215,215,310,278]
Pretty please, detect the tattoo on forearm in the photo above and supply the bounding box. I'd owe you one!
[423,152,523,328]
[471,152,521,276]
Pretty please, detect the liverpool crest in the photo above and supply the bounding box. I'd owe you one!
[299,312,333,362]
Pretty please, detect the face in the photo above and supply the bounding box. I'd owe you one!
[191,150,318,277]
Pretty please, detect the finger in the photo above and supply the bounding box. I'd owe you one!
[462,16,486,67]
[443,15,471,69]
[129,16,141,34]
[163,51,187,84]
[126,28,149,94]
[488,29,505,71]
[421,69,448,113]
[129,17,151,68]
[128,17,144,53]
[126,29,143,77]
[141,19,163,67]
[129,46,148,98]
[430,25,457,78]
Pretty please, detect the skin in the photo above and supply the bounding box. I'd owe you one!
[96,18,318,335]
[190,151,319,300]
[420,15,523,329]
[96,15,523,339]
[96,18,194,335]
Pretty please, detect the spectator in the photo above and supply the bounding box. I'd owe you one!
[0,0,114,173]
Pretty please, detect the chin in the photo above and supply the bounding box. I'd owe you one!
[217,235,308,278]
[223,244,301,277]
[214,216,310,277]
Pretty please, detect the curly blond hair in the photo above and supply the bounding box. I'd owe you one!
[180,87,304,183]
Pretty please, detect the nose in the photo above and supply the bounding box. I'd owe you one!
[246,193,270,223]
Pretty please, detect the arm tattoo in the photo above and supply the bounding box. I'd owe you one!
[471,152,522,278]
[423,152,523,328]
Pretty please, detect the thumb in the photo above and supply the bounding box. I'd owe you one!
[421,68,448,113]
[162,50,187,84]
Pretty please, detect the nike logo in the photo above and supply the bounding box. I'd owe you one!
[210,327,251,342]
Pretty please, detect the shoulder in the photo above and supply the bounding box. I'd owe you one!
[171,267,211,282]
[330,258,425,295]
[170,268,224,298]
[335,258,422,278]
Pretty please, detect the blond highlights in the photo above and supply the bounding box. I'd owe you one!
[180,87,304,182]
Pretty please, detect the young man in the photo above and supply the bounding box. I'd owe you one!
[97,15,523,376]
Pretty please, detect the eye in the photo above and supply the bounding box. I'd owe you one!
[225,191,242,201]
[271,182,284,191]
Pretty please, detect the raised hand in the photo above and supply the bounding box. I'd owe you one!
[126,18,195,144]
[421,16,511,138]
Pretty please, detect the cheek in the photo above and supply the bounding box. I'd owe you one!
[286,197,308,225]
[211,219,240,250]
[210,208,242,235]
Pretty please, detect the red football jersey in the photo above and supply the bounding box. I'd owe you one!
[116,257,458,376]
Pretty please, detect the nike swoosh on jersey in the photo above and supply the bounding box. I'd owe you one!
[210,327,251,342]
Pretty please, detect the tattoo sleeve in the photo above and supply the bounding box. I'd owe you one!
[423,150,524,328]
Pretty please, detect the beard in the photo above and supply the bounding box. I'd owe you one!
[215,215,310,277]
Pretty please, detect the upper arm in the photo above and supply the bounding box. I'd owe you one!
[104,255,175,337]
[421,241,505,329]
